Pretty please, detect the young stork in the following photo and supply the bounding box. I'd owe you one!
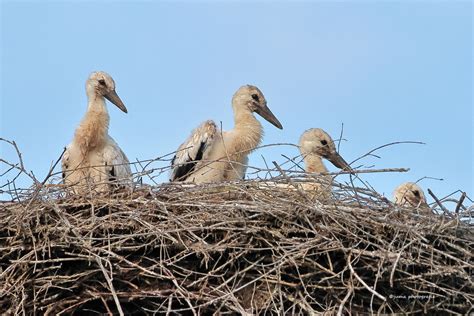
[170,85,283,183]
[61,71,131,192]
[393,182,430,213]
[298,128,352,199]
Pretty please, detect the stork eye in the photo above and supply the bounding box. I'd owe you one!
[98,79,106,86]
[320,140,328,145]
[251,94,259,102]
[413,190,420,197]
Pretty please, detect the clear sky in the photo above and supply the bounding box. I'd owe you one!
[1,1,472,205]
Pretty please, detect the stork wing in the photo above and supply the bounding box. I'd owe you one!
[103,137,132,184]
[61,145,72,181]
[170,120,217,181]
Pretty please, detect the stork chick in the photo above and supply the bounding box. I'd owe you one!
[62,71,131,192]
[170,85,283,183]
[393,182,430,213]
[298,128,352,199]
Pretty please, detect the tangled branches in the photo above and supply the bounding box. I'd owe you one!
[1,179,472,315]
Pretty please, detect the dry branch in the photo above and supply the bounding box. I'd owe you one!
[0,138,472,314]
[1,178,472,315]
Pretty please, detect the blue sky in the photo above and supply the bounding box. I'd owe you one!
[1,1,472,205]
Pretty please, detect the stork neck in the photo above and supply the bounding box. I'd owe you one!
[74,95,110,154]
[303,153,328,173]
[87,93,108,113]
[232,109,263,152]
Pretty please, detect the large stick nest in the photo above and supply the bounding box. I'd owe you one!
[1,179,473,315]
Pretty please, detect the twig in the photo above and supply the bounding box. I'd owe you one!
[95,257,124,316]
[337,122,344,153]
[272,161,312,202]
[454,192,466,214]
[350,141,425,165]
[347,254,386,302]
[337,281,353,316]
[428,189,450,214]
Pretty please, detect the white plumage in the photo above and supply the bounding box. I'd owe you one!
[170,85,283,183]
[393,182,430,212]
[62,71,131,192]
[298,128,352,199]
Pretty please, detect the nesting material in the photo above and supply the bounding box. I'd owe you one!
[0,178,472,315]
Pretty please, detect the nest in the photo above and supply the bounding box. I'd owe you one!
[1,177,472,315]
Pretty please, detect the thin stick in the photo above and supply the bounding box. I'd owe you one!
[337,122,344,153]
[350,141,425,165]
[347,254,386,302]
[25,148,66,208]
[428,189,450,214]
[95,257,124,316]
[337,282,353,316]
[454,192,466,214]
[272,161,312,202]
[312,167,409,176]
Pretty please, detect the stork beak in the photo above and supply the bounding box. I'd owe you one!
[105,90,128,113]
[255,104,283,129]
[326,152,352,172]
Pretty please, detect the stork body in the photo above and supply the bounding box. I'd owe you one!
[62,71,131,192]
[393,182,430,213]
[298,128,351,199]
[170,85,283,183]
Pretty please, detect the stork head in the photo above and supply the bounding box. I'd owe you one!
[393,182,428,208]
[299,128,352,171]
[86,71,128,113]
[232,85,283,129]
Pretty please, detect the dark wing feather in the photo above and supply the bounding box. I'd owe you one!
[108,162,117,182]
[172,141,206,181]
[170,120,217,182]
[61,145,71,182]
[103,137,132,186]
